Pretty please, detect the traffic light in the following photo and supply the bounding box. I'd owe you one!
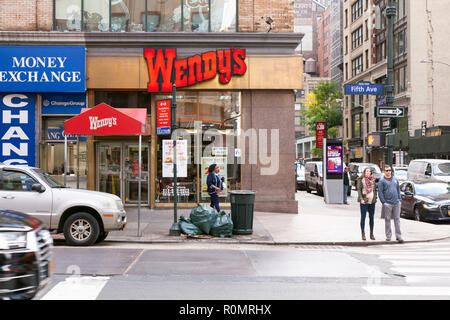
[367,132,386,147]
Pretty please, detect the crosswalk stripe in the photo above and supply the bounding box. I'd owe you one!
[379,255,450,260]
[389,260,450,266]
[40,276,109,300]
[392,267,450,274]
[364,285,450,296]
[372,251,450,255]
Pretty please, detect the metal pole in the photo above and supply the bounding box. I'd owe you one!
[362,111,366,163]
[76,135,80,189]
[138,134,142,237]
[386,1,396,168]
[64,135,67,187]
[169,84,181,236]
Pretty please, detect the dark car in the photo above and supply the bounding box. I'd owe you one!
[400,181,450,222]
[0,210,53,300]
[349,163,382,190]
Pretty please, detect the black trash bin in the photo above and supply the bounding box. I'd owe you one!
[229,190,256,235]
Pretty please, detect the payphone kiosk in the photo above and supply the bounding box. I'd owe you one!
[323,139,344,204]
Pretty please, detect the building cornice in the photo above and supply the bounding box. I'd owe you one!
[0,31,304,55]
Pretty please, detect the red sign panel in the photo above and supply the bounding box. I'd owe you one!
[144,47,247,92]
[156,99,171,135]
[316,122,326,148]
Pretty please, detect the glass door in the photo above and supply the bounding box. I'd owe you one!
[124,144,149,205]
[97,144,122,199]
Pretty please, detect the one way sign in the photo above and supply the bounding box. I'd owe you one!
[375,106,405,118]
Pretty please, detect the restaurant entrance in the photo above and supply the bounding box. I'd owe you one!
[96,142,149,205]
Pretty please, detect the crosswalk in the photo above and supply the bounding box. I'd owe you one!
[362,241,450,297]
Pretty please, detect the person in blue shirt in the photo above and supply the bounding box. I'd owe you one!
[207,163,223,212]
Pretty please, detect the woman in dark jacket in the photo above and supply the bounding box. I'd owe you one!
[207,164,223,212]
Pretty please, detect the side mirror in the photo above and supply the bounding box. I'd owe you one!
[31,183,45,193]
[425,171,431,176]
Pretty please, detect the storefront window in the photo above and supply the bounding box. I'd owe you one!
[84,0,109,31]
[211,0,236,32]
[55,0,236,32]
[147,0,181,32]
[155,91,241,204]
[111,0,146,32]
[95,91,150,110]
[40,117,87,189]
[55,0,82,31]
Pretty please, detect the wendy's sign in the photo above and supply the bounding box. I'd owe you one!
[144,48,247,92]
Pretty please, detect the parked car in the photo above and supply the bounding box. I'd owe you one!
[296,163,306,190]
[407,159,450,183]
[400,180,450,222]
[0,164,127,246]
[305,161,323,196]
[0,210,53,300]
[349,163,382,189]
[393,166,408,182]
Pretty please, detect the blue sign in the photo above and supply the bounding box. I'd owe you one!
[0,46,86,93]
[0,93,36,166]
[344,82,383,95]
[47,126,86,142]
[157,127,171,135]
[42,93,86,114]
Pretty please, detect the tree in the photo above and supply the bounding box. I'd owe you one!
[300,80,343,157]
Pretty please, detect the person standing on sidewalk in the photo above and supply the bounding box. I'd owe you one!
[207,164,223,212]
[343,166,350,205]
[357,168,378,241]
[378,165,403,243]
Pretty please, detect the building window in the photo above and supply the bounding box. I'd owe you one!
[352,25,363,49]
[54,0,237,32]
[352,113,362,138]
[345,36,348,55]
[376,41,386,63]
[394,65,408,94]
[345,9,348,28]
[352,55,363,76]
[365,19,369,41]
[351,0,363,22]
[394,29,407,57]
[365,49,369,69]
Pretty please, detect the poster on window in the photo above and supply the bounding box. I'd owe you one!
[326,145,343,174]
[201,157,227,198]
[162,140,187,178]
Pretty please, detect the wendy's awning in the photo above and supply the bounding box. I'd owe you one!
[64,103,150,136]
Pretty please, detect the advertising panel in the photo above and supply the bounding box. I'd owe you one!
[156,99,171,135]
[326,145,343,174]
[0,46,86,92]
[0,93,36,166]
[162,140,187,178]
[316,122,325,148]
[201,157,227,198]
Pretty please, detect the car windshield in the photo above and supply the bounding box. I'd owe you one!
[317,163,323,174]
[358,165,381,173]
[433,163,450,176]
[414,183,450,196]
[394,170,407,177]
[296,166,305,177]
[32,169,66,188]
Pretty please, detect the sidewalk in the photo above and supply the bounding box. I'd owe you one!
[105,201,450,246]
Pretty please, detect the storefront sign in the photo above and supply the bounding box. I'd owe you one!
[47,127,80,141]
[162,140,188,178]
[42,93,86,114]
[144,48,246,92]
[156,99,171,135]
[0,46,86,92]
[212,147,228,156]
[0,93,36,165]
[326,145,343,174]
[201,157,227,198]
[316,122,326,148]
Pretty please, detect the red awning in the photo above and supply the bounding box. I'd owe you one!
[64,103,150,136]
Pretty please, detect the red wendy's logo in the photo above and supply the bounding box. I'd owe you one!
[144,48,247,92]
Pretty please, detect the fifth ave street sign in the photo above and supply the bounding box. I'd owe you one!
[344,82,384,95]
[375,106,405,118]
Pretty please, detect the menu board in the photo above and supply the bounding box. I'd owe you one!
[162,140,187,178]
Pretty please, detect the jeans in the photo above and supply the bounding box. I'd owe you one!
[210,193,220,212]
[344,185,349,203]
[360,203,375,234]
[383,202,402,239]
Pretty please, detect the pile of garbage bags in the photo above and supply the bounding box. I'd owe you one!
[179,205,233,238]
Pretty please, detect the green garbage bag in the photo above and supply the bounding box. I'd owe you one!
[179,216,204,236]
[190,205,217,234]
[210,211,233,238]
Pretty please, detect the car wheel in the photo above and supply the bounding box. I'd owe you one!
[95,231,109,244]
[317,184,323,196]
[306,183,311,193]
[63,212,100,246]
[414,206,422,222]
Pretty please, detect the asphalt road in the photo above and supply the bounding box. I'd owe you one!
[34,238,450,300]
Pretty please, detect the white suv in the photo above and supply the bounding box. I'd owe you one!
[0,164,127,246]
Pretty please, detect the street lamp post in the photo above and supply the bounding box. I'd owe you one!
[169,83,181,236]
[420,59,450,67]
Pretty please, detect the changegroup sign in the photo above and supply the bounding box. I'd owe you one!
[0,93,36,166]
[0,46,86,93]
